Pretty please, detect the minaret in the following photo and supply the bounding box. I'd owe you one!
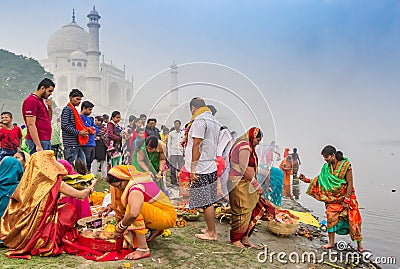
[86,6,102,105]
[170,60,179,108]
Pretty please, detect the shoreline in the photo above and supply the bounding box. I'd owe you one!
[0,185,381,269]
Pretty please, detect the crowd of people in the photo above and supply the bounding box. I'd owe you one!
[0,78,365,260]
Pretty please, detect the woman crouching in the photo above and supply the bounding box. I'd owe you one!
[100,165,177,260]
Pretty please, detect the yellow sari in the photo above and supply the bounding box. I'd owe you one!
[108,165,176,247]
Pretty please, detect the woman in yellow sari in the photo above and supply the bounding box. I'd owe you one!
[299,145,364,251]
[100,165,176,260]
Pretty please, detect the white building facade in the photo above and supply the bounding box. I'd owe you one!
[40,7,132,115]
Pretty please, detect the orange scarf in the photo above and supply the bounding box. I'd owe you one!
[67,103,94,146]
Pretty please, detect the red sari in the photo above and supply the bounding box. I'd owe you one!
[0,151,76,259]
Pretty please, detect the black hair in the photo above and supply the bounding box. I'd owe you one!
[147,118,157,124]
[321,145,344,161]
[111,111,120,119]
[1,112,12,118]
[170,127,175,132]
[107,173,122,184]
[174,119,181,125]
[207,104,217,116]
[190,97,206,109]
[129,115,136,123]
[16,151,26,162]
[293,148,298,153]
[145,135,158,149]
[103,114,109,119]
[95,116,103,123]
[69,88,84,98]
[256,129,263,139]
[140,114,146,118]
[220,126,228,131]
[162,126,169,132]
[74,159,88,175]
[81,101,94,110]
[13,123,17,126]
[37,78,55,90]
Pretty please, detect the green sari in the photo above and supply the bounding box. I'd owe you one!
[306,158,362,241]
[132,143,165,193]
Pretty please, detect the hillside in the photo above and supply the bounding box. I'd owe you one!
[0,49,53,123]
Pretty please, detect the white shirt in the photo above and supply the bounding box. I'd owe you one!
[167,129,184,156]
[217,128,233,157]
[184,111,220,174]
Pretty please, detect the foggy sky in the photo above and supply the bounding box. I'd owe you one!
[1,0,400,176]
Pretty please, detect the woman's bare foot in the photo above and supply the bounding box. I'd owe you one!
[241,237,259,249]
[232,241,246,248]
[146,229,163,243]
[322,243,335,249]
[201,228,208,234]
[357,242,364,252]
[125,248,150,260]
[195,232,217,241]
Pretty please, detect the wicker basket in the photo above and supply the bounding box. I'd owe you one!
[265,219,299,237]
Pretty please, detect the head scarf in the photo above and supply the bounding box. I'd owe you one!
[231,127,262,168]
[0,157,24,217]
[108,165,150,181]
[57,159,78,175]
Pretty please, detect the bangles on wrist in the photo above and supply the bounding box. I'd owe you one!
[343,197,351,204]
[118,221,127,230]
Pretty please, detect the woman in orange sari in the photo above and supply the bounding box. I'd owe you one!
[299,145,364,251]
[280,155,293,198]
[100,165,176,260]
[228,127,275,248]
[0,150,97,259]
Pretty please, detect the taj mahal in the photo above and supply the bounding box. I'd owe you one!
[40,6,179,120]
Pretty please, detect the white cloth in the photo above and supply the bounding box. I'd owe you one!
[184,111,220,174]
[167,129,184,156]
[217,128,233,156]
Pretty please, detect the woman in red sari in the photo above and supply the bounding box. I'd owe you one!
[299,145,364,251]
[228,127,274,248]
[0,150,97,259]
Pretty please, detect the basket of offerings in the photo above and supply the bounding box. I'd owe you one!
[182,209,201,221]
[77,216,123,252]
[265,209,299,237]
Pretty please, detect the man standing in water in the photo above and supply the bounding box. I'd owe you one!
[183,97,220,241]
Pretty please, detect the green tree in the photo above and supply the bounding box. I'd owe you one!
[0,49,53,101]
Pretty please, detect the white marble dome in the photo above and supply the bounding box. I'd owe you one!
[47,22,89,58]
[69,50,87,60]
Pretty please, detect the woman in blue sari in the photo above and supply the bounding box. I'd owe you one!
[0,157,24,217]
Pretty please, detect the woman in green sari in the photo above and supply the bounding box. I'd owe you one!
[299,145,363,251]
[132,136,167,194]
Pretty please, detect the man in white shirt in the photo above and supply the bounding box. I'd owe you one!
[184,97,220,241]
[167,120,184,186]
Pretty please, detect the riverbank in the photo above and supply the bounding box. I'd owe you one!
[0,184,379,269]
